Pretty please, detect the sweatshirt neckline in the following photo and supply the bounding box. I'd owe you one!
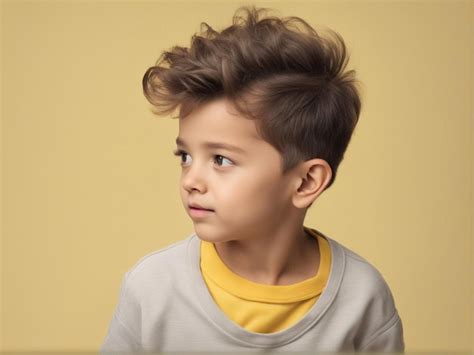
[186,227,345,348]
[199,227,331,303]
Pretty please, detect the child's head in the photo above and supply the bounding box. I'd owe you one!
[142,6,361,224]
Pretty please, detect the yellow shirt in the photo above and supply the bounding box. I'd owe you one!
[200,226,331,334]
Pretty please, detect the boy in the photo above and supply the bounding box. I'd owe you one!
[101,5,405,353]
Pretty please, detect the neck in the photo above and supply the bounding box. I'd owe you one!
[213,222,320,286]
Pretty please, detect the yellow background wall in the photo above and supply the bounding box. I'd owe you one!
[1,0,472,352]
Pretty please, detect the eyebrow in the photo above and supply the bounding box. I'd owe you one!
[175,137,246,154]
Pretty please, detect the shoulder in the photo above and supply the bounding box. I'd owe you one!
[122,234,194,298]
[129,236,190,273]
[312,228,394,301]
[328,238,403,350]
[334,239,396,304]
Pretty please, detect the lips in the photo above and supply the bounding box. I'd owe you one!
[188,203,214,211]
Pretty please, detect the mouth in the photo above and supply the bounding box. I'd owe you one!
[190,207,213,211]
[188,206,214,218]
[188,204,214,212]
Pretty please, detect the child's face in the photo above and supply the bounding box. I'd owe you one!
[175,97,297,243]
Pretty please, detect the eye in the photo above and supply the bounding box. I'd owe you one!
[172,149,191,165]
[214,155,233,167]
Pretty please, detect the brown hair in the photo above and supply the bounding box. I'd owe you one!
[142,5,362,191]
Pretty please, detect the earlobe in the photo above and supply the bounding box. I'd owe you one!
[293,159,332,209]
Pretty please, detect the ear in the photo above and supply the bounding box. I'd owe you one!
[292,159,332,209]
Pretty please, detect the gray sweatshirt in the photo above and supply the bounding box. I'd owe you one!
[100,232,405,353]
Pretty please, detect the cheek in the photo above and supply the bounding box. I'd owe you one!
[220,172,280,209]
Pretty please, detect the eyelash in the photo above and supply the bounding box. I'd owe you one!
[172,149,234,167]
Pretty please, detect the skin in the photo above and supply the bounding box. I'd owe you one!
[175,97,332,286]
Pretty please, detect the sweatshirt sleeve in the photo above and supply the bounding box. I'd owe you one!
[100,271,142,353]
[358,311,405,352]
[350,254,406,353]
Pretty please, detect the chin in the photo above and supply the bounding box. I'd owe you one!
[193,228,231,243]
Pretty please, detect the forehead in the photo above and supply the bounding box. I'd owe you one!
[177,98,262,149]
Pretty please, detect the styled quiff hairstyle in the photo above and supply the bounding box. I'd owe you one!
[143,5,361,190]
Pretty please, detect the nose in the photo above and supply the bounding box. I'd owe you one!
[181,162,207,193]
